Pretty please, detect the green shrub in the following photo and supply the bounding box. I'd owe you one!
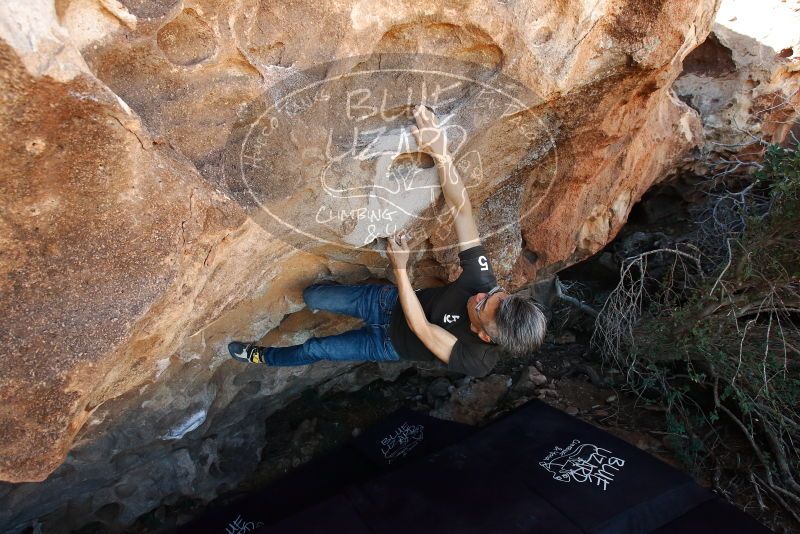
[592,140,800,524]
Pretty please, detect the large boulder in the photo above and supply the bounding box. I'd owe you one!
[673,0,800,158]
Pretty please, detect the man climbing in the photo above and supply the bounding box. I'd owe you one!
[228,105,547,377]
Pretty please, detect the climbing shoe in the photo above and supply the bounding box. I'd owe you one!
[228,341,267,364]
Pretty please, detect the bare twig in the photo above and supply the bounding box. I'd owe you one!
[555,278,599,317]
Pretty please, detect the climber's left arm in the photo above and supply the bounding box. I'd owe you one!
[394,268,458,363]
[386,232,458,363]
[435,155,481,252]
[411,105,480,252]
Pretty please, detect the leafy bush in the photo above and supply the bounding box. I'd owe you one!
[592,140,800,525]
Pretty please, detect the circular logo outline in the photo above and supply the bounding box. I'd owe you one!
[225,53,559,255]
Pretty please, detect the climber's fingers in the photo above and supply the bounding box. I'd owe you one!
[413,104,437,128]
[390,230,408,247]
[410,116,444,152]
[412,106,424,127]
[410,124,430,150]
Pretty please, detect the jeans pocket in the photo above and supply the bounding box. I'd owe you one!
[383,334,400,362]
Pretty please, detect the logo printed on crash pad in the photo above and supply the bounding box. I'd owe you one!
[380,422,424,463]
[539,439,625,491]
[225,514,264,534]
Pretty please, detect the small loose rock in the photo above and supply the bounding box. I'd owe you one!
[528,366,548,387]
[426,377,452,405]
[540,388,559,399]
[554,331,577,344]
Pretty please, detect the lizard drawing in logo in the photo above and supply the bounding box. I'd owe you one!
[318,118,486,245]
[539,439,625,491]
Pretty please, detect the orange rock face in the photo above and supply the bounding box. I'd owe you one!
[0,0,795,528]
[0,0,711,485]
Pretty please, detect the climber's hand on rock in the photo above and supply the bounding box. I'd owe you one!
[385,231,410,270]
[411,104,448,160]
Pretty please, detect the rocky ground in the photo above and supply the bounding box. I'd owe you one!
[128,329,683,532]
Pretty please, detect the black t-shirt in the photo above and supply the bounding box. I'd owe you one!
[389,244,502,377]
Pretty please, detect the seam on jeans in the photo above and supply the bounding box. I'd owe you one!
[384,287,396,324]
[379,284,391,311]
[383,328,399,361]
[382,289,400,361]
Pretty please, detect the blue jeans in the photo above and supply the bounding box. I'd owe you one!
[259,283,402,366]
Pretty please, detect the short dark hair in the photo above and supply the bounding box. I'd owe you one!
[489,293,547,356]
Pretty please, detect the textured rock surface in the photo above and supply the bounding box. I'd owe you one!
[673,0,800,158]
[430,374,511,424]
[0,0,797,531]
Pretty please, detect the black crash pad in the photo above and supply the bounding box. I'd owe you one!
[177,408,475,533]
[653,496,772,533]
[183,400,770,534]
